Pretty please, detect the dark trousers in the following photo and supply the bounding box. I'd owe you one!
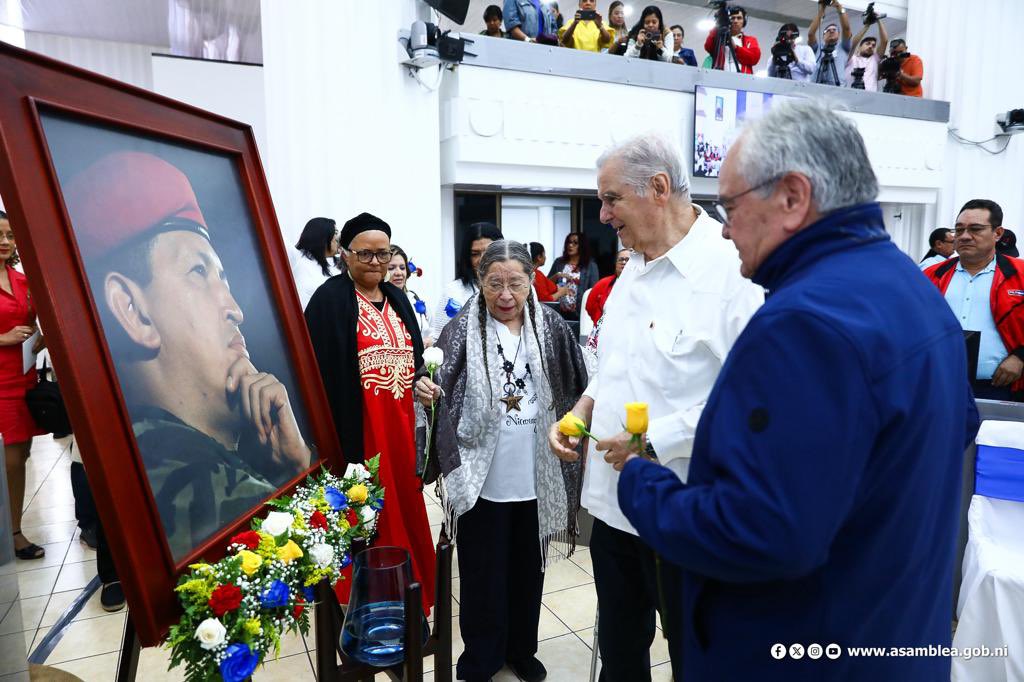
[70,460,117,584]
[972,379,1023,402]
[591,518,683,682]
[456,498,544,681]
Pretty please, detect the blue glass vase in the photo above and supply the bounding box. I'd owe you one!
[340,546,428,667]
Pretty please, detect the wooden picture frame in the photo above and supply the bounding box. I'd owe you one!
[0,42,344,646]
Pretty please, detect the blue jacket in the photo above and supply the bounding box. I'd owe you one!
[619,203,979,680]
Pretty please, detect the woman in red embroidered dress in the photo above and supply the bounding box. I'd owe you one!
[305,213,435,614]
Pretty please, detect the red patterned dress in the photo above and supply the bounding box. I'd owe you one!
[335,291,436,613]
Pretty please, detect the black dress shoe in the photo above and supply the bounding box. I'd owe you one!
[101,581,126,612]
[507,657,547,682]
[79,525,98,549]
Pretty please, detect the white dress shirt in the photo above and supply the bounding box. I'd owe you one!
[580,206,764,534]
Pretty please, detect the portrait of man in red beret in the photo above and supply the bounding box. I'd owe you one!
[62,150,312,561]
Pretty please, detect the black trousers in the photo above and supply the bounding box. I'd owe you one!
[70,460,118,584]
[972,379,1023,402]
[456,498,544,681]
[591,518,683,682]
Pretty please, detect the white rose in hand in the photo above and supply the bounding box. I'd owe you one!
[310,543,335,567]
[343,462,371,481]
[262,510,295,537]
[195,618,227,650]
[423,346,445,370]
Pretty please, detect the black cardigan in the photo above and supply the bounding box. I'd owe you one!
[304,275,425,465]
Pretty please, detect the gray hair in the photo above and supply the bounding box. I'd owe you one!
[736,98,878,213]
[596,133,690,198]
[476,239,534,280]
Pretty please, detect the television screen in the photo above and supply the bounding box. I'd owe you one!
[693,86,796,178]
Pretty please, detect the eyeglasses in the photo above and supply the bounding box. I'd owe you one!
[346,248,392,264]
[953,224,994,237]
[483,279,531,295]
[615,256,630,264]
[714,176,782,224]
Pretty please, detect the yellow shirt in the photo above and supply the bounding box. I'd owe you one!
[558,20,613,52]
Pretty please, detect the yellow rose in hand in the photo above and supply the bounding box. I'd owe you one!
[625,402,649,434]
[238,550,263,576]
[558,412,587,437]
[277,540,304,564]
[346,483,369,504]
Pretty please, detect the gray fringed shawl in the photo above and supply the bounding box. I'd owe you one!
[417,292,588,565]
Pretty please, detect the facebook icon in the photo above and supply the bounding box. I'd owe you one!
[771,643,787,660]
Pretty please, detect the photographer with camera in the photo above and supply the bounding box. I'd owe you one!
[845,4,888,91]
[879,39,923,97]
[768,23,815,81]
[625,5,674,62]
[559,0,613,52]
[703,4,760,74]
[808,0,852,86]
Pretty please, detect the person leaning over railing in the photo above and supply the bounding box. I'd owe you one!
[669,24,698,66]
[604,1,629,54]
[502,0,553,43]
[480,4,507,38]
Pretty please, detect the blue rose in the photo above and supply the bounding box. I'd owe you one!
[370,497,383,511]
[444,298,462,318]
[260,579,290,609]
[325,486,347,511]
[303,586,315,602]
[339,553,352,569]
[407,260,418,275]
[414,299,426,315]
[219,643,259,682]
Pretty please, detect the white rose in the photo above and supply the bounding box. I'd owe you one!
[262,511,294,537]
[310,543,335,567]
[360,506,377,524]
[344,463,370,481]
[194,618,226,650]
[423,347,444,370]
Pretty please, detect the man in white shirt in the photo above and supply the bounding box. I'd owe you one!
[548,134,763,681]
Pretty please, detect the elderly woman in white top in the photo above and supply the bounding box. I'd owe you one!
[416,240,588,682]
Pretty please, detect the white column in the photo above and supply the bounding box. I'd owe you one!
[907,0,1024,229]
[260,0,444,304]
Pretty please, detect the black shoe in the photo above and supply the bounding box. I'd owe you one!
[507,657,546,682]
[101,581,126,612]
[79,525,98,549]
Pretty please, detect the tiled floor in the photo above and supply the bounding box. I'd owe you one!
[2,437,674,681]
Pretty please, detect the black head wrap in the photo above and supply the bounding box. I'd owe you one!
[338,212,391,249]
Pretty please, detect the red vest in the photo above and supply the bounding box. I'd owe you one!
[924,254,1024,390]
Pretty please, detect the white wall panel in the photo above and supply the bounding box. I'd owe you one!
[24,31,158,89]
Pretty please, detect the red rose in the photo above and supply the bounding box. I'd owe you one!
[293,594,305,619]
[345,508,359,527]
[309,511,328,531]
[208,584,243,616]
[231,530,260,550]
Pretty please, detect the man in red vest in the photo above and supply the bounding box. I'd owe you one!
[923,199,1024,401]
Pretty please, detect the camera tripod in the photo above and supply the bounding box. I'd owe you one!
[815,47,841,86]
[712,24,741,71]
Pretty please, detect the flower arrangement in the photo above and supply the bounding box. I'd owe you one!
[166,459,384,681]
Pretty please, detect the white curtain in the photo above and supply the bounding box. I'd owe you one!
[908,0,1024,230]
[168,0,262,63]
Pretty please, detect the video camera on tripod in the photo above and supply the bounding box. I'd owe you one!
[879,51,909,93]
[771,27,798,79]
[706,0,743,71]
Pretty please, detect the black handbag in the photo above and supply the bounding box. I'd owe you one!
[26,359,72,436]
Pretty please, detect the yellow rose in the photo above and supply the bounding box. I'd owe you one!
[238,550,263,576]
[558,412,587,437]
[624,402,649,435]
[346,484,369,504]
[277,539,304,564]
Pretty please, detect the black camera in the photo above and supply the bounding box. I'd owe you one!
[709,0,731,30]
[771,35,795,61]
[578,9,597,20]
[850,67,866,89]
[645,30,661,42]
[879,52,908,93]
[862,2,886,25]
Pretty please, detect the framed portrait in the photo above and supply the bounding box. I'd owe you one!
[0,43,344,645]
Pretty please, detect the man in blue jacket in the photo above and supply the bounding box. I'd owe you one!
[613,98,979,680]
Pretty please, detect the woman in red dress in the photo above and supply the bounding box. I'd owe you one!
[0,212,45,560]
[305,212,436,613]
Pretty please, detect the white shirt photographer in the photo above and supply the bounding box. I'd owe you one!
[625,30,674,62]
[846,50,881,91]
[580,207,764,534]
[769,42,816,82]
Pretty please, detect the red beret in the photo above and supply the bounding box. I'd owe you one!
[63,151,209,262]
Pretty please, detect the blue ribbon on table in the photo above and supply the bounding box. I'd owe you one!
[975,444,1024,503]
